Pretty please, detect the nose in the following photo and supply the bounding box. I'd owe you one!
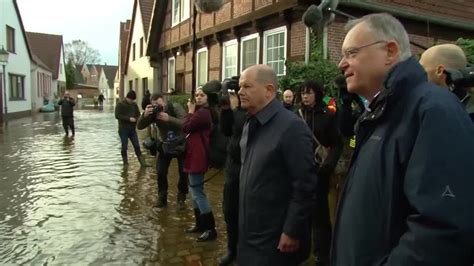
[338,57,348,72]
[238,87,244,97]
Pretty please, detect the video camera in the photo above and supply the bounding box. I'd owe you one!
[445,65,474,104]
[202,76,240,106]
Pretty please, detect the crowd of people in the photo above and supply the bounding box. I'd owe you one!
[99,12,474,266]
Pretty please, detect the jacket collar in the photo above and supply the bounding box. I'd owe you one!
[360,57,427,123]
[254,99,282,125]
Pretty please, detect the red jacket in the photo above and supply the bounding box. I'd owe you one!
[182,107,211,174]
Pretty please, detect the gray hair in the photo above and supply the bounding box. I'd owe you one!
[346,13,412,61]
[255,66,279,92]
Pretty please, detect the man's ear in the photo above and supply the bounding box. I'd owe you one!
[386,41,400,65]
[265,84,275,97]
[435,64,448,85]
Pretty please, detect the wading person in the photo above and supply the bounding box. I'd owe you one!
[115,91,146,166]
[137,93,188,209]
[183,87,218,242]
[58,90,76,137]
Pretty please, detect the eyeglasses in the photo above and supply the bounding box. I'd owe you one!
[341,40,387,60]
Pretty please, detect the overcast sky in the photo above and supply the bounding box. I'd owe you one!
[16,0,134,65]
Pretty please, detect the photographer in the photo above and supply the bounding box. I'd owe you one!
[137,93,188,209]
[58,90,76,137]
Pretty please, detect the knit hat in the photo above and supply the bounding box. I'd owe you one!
[126,90,136,100]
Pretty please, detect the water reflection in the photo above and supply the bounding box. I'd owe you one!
[0,110,227,265]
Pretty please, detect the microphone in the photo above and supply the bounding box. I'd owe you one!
[302,0,339,30]
[195,0,224,13]
[302,4,323,30]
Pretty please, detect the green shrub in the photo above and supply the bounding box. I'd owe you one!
[456,38,474,65]
[168,94,191,109]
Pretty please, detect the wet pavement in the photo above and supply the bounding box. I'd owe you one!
[0,108,229,265]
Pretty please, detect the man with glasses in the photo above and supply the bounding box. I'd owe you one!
[332,13,474,266]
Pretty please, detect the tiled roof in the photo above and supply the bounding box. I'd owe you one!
[120,20,131,74]
[32,54,52,72]
[102,65,118,89]
[73,66,85,84]
[139,0,154,41]
[26,32,63,79]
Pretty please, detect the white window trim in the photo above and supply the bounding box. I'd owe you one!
[168,57,176,93]
[222,39,238,79]
[171,0,180,27]
[263,26,287,76]
[181,0,190,21]
[240,33,260,73]
[196,47,208,88]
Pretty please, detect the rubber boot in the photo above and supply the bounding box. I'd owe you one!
[155,192,167,208]
[177,192,186,210]
[185,208,204,233]
[197,212,217,242]
[121,151,128,165]
[138,155,148,167]
[219,224,238,265]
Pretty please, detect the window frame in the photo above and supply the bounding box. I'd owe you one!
[196,47,208,88]
[240,33,260,73]
[263,26,287,76]
[222,39,238,79]
[9,74,25,101]
[133,43,136,61]
[142,77,148,96]
[140,37,143,57]
[171,0,181,27]
[168,57,176,93]
[6,25,15,53]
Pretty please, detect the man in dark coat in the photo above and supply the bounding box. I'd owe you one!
[237,64,318,266]
[115,90,146,167]
[332,13,474,266]
[58,90,76,137]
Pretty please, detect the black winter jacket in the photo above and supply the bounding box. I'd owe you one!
[331,57,474,266]
[298,103,343,173]
[220,107,246,179]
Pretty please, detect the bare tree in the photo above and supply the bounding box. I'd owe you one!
[65,39,101,65]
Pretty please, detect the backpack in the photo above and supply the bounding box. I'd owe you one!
[200,123,229,169]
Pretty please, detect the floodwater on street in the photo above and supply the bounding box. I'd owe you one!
[0,108,228,265]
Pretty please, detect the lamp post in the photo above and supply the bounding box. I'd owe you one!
[0,46,9,123]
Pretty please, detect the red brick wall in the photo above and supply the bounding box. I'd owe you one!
[209,44,222,81]
[216,2,232,24]
[374,0,474,23]
[255,0,272,10]
[327,22,347,64]
[176,53,185,72]
[233,0,252,18]
[290,21,306,59]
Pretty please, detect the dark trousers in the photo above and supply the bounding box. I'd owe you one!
[312,172,331,259]
[119,128,142,157]
[156,152,188,194]
[62,116,75,135]
[223,174,239,253]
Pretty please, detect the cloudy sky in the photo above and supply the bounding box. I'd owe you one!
[16,0,134,65]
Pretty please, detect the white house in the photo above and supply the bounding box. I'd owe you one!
[30,54,53,111]
[97,65,118,100]
[0,0,33,121]
[123,0,155,110]
[26,32,66,111]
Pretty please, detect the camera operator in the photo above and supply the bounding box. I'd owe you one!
[137,93,188,209]
[419,44,474,121]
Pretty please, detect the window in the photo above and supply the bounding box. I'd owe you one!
[129,80,133,91]
[222,40,238,79]
[6,26,15,53]
[168,57,176,93]
[181,0,190,21]
[134,78,138,93]
[240,33,259,72]
[263,27,287,76]
[172,0,190,26]
[196,48,208,87]
[9,74,25,100]
[140,37,143,57]
[133,43,136,60]
[142,77,148,96]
